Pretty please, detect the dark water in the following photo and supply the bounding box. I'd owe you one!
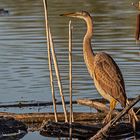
[0,0,139,139]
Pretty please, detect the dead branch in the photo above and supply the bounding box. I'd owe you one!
[40,121,138,139]
[89,95,140,140]
[0,111,139,124]
[0,112,105,123]
[77,98,110,113]
[77,98,139,113]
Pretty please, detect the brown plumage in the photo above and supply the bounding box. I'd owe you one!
[61,11,138,124]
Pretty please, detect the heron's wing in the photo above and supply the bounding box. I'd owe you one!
[94,53,126,106]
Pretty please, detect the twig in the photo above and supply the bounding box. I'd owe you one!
[49,28,68,123]
[42,0,58,122]
[136,108,140,115]
[89,95,140,140]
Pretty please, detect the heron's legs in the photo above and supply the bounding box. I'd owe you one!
[102,99,117,125]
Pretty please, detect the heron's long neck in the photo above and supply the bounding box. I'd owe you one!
[83,16,95,76]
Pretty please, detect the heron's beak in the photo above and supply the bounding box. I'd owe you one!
[60,12,78,18]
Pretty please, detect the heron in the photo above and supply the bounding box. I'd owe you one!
[61,11,138,125]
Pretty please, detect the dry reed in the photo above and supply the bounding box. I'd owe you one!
[42,0,58,122]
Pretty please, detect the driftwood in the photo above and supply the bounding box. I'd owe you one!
[40,121,139,140]
[77,99,111,113]
[0,111,139,134]
[0,116,27,139]
[0,112,139,125]
[77,98,139,113]
[89,95,140,140]
[0,97,139,139]
[0,103,139,138]
[0,112,104,132]
[39,96,140,139]
[0,112,105,124]
[0,98,139,125]
[0,111,138,132]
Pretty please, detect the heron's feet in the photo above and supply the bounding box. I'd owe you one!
[102,113,111,125]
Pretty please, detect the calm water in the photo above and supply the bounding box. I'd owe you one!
[0,0,140,139]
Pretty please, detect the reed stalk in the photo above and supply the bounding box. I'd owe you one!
[69,20,74,123]
[69,20,73,140]
[132,1,140,41]
[136,13,140,41]
[42,0,58,122]
[48,28,68,123]
[43,0,68,123]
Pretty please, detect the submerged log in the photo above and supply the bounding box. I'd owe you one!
[0,112,105,123]
[0,111,139,124]
[0,116,27,139]
[40,121,140,139]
